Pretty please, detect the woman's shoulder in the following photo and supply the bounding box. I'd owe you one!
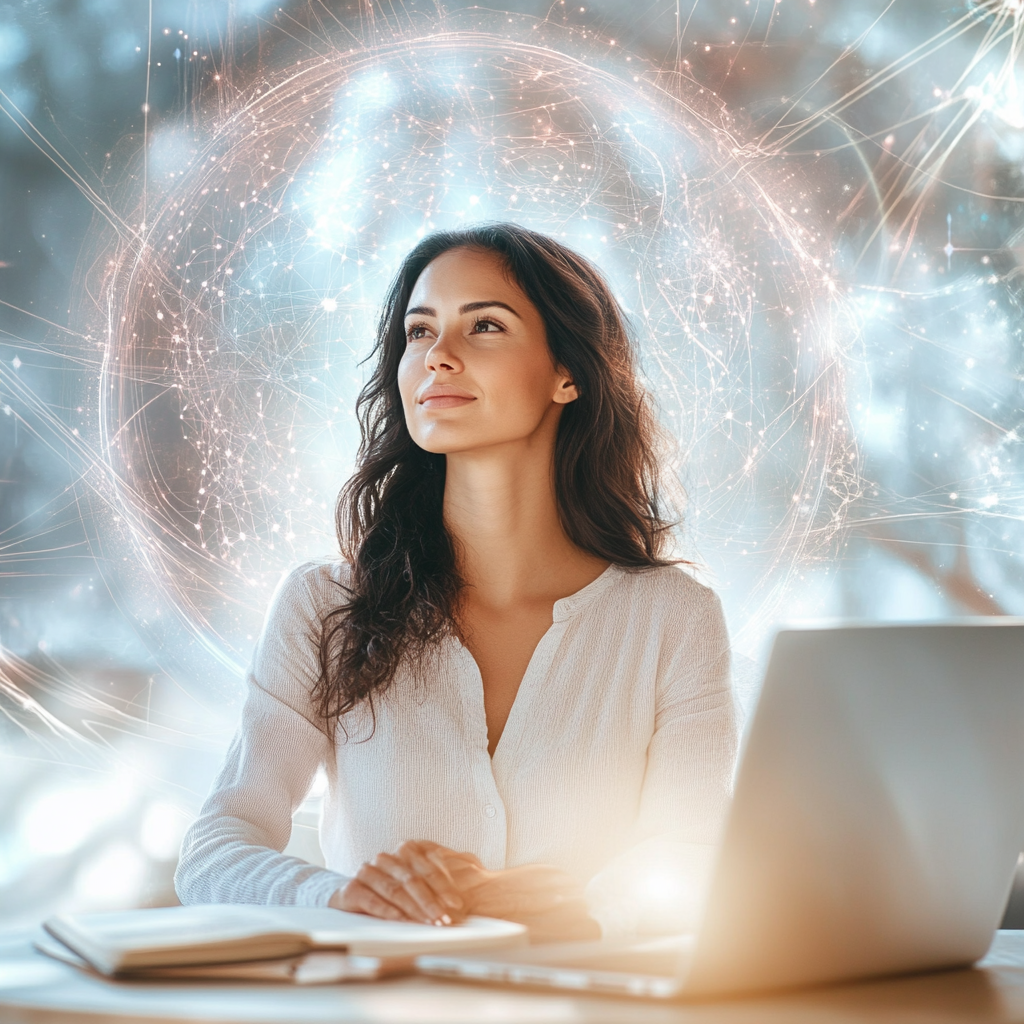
[274,557,352,597]
[264,558,353,632]
[616,567,730,688]
[616,562,721,612]
[611,563,727,644]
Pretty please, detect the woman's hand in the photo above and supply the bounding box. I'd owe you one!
[330,841,600,942]
[441,857,601,943]
[330,840,472,925]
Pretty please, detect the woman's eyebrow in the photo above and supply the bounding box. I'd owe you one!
[460,300,522,318]
[403,301,522,319]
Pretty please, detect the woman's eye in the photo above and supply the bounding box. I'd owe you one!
[406,325,429,341]
[471,319,502,333]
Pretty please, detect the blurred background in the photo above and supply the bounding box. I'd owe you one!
[1,0,1023,926]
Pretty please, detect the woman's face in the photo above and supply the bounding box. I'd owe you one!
[398,247,577,456]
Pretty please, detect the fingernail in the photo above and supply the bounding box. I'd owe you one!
[441,913,452,925]
[432,918,444,926]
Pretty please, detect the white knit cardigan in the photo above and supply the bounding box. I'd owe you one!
[175,560,738,936]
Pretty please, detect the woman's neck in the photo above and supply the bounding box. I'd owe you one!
[443,441,605,609]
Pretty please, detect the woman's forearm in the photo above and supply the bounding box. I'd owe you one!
[175,812,348,906]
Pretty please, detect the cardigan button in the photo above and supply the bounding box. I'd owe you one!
[483,804,496,818]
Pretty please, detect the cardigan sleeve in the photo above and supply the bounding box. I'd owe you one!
[585,582,738,938]
[174,563,350,907]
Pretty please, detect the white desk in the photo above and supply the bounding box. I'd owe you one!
[4,927,1024,1023]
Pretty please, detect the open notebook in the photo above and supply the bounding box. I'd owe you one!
[34,934,412,984]
[41,905,527,979]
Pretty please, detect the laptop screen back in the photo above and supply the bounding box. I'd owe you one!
[685,622,1024,996]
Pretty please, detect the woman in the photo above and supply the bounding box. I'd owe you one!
[175,224,737,941]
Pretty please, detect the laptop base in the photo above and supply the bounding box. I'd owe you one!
[418,935,691,1000]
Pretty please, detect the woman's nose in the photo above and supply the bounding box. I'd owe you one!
[425,330,462,372]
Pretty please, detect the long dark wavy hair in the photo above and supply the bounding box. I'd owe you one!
[314,223,677,728]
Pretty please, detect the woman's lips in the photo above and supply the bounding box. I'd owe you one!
[421,394,476,409]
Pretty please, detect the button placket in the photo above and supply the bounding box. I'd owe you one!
[454,641,509,868]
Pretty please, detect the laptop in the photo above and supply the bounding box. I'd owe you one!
[418,621,1024,999]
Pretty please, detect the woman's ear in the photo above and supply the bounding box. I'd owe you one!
[553,374,579,405]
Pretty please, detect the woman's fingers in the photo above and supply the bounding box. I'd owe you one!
[334,843,511,926]
[418,841,485,870]
[374,852,452,925]
[413,842,485,891]
[424,847,490,894]
[359,861,438,924]
[332,878,410,922]
[398,842,465,913]
[336,870,592,932]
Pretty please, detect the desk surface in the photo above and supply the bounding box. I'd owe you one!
[4,927,1024,1024]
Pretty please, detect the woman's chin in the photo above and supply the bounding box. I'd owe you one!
[414,439,485,456]
[411,430,518,457]
[411,430,475,455]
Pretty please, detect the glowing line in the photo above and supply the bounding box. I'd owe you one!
[766,9,998,151]
[0,88,129,237]
[765,0,899,143]
[142,0,153,231]
[923,386,1015,436]
[0,298,90,339]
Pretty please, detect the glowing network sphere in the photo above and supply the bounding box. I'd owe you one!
[98,24,856,673]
